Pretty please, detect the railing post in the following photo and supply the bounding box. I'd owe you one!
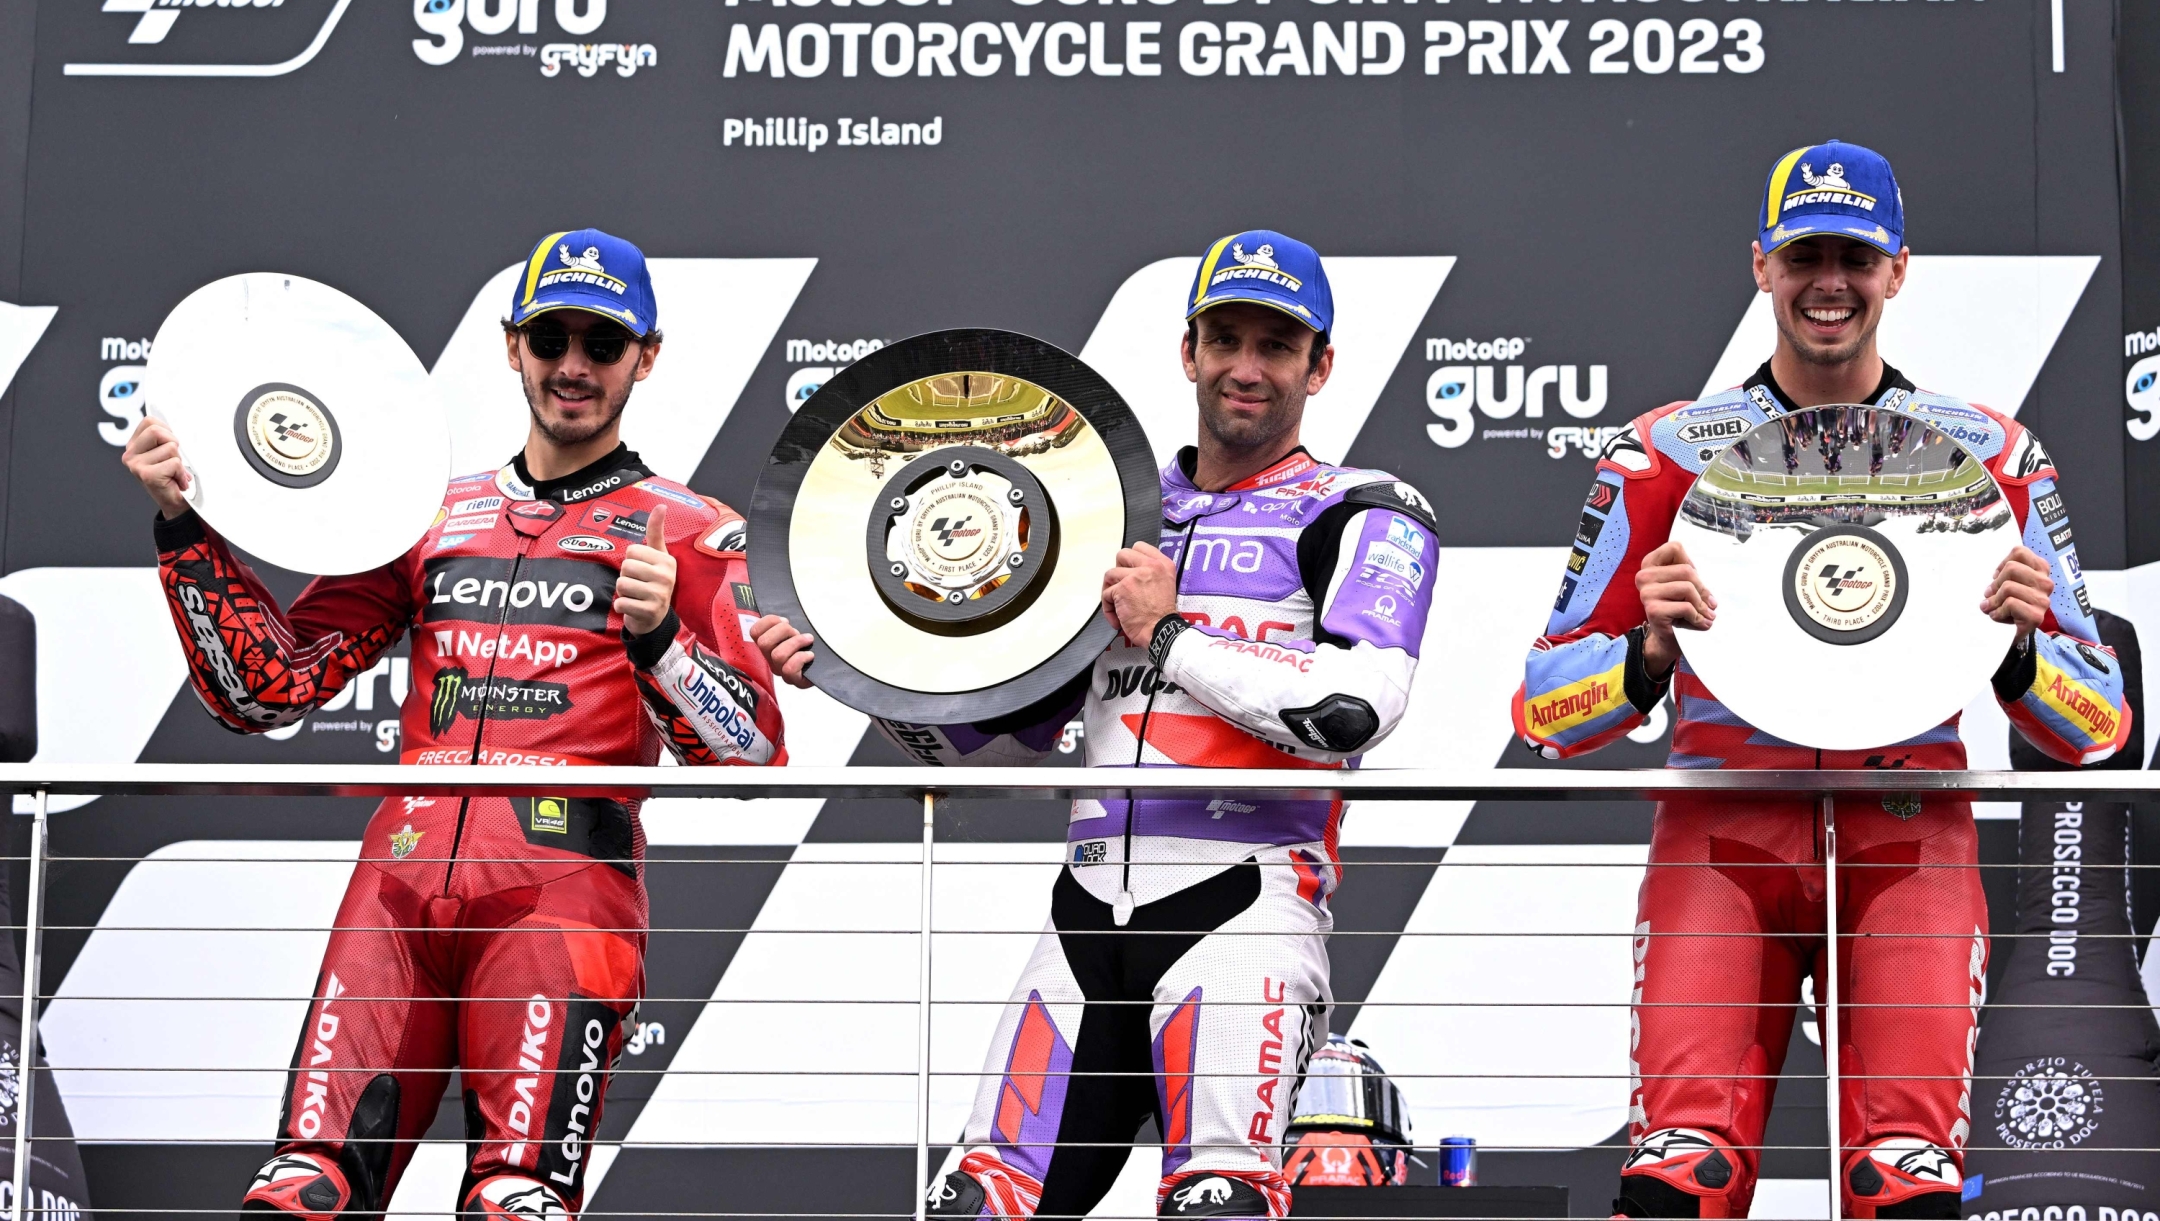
[915,790,936,1221]
[12,790,47,1221]
[1821,794,1841,1221]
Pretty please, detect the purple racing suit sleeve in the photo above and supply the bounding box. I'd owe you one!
[1990,448,2133,765]
[1155,502,1433,762]
[874,668,1091,767]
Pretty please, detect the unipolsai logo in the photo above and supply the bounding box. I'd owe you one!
[1420,336,1612,458]
[68,0,355,78]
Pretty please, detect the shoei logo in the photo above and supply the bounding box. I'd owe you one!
[69,0,354,78]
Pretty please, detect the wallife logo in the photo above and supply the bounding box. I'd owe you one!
[68,0,355,78]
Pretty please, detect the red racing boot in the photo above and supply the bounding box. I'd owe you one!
[462,1174,572,1218]
[1613,1128,1747,1218]
[1843,1138,1963,1219]
[240,1152,352,1219]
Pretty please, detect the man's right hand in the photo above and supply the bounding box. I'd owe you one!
[1635,539,1716,680]
[751,614,816,689]
[122,418,193,520]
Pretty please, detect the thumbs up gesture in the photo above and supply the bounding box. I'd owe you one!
[615,501,677,639]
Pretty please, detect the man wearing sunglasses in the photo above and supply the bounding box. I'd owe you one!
[124,228,787,1219]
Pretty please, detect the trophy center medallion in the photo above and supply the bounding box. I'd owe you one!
[233,382,344,489]
[907,481,1007,582]
[1781,525,1908,645]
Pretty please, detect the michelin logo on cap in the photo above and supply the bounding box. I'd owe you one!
[1186,229,1335,333]
[511,227,659,332]
[1758,139,1906,258]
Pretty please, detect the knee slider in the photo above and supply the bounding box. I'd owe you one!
[463,1174,571,1219]
[242,1153,352,1220]
[1615,1129,1743,1219]
[1844,1139,1961,1220]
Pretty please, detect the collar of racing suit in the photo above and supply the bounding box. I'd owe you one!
[1746,359,1914,414]
[506,444,653,503]
[1167,444,1321,493]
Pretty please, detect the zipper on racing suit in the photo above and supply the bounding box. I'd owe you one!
[442,527,539,893]
[1114,514,1199,926]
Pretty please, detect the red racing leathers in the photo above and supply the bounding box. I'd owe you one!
[156,445,784,1217]
[1512,365,2131,1219]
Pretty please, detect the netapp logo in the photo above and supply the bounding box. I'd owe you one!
[422,556,616,632]
[69,0,354,79]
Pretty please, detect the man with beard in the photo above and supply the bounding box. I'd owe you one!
[123,229,787,1218]
[753,231,1439,1221]
[1512,142,2132,1220]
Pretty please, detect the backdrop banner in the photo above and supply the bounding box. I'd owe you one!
[0,1,2153,1216]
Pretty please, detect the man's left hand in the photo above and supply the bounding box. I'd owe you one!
[618,502,677,639]
[1102,542,1179,647]
[1982,544,2053,641]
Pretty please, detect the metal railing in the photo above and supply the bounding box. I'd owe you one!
[3,764,2158,1221]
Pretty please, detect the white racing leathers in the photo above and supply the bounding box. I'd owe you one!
[879,448,1437,1221]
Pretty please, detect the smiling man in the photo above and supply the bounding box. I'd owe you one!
[124,229,786,1218]
[1512,143,2132,1219]
[754,231,1439,1221]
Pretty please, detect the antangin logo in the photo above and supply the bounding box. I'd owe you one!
[1528,680,1609,730]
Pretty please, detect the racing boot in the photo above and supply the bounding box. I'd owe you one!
[926,1149,1044,1221]
[1842,1138,1962,1219]
[1157,1170,1292,1220]
[1612,1128,1747,1219]
[241,1152,353,1219]
[462,1174,572,1219]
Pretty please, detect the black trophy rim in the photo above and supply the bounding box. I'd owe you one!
[748,328,1159,723]
[1780,522,1911,646]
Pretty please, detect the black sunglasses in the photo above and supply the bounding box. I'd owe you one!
[521,318,638,365]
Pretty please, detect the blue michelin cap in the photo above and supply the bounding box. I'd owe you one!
[509,228,659,335]
[1186,230,1333,334]
[1758,141,1905,257]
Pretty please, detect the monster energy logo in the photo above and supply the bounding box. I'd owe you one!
[428,665,573,734]
[431,667,469,736]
